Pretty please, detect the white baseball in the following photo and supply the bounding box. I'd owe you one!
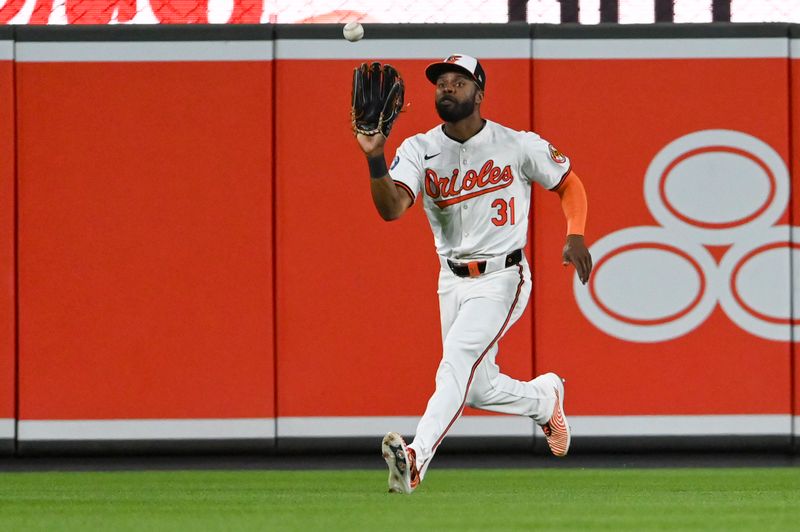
[343,22,364,42]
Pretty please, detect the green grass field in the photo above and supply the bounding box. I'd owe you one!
[0,468,797,530]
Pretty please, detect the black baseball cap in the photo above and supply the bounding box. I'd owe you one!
[425,54,486,91]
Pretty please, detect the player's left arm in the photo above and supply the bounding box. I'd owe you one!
[553,170,592,284]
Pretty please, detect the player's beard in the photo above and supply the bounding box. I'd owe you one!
[436,96,475,123]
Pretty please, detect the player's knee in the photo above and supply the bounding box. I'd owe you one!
[434,359,466,394]
[442,336,489,364]
[465,389,481,408]
[465,373,492,407]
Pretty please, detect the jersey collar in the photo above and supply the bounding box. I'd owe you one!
[439,119,490,145]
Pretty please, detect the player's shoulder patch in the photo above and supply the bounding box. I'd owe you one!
[548,143,567,164]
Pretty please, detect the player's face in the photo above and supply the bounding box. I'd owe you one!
[434,72,483,123]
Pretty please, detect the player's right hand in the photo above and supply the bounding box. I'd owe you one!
[357,132,387,157]
[562,234,592,285]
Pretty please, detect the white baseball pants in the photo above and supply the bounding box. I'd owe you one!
[408,256,557,479]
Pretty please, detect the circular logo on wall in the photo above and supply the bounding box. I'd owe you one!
[576,129,796,343]
[574,226,719,343]
[644,130,788,245]
[718,225,797,341]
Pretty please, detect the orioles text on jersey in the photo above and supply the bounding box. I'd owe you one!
[424,160,514,208]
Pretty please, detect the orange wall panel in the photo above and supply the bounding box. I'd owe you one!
[0,59,14,423]
[275,58,533,417]
[16,61,274,420]
[533,57,792,415]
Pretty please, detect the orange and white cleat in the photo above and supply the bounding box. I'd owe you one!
[381,432,420,494]
[538,373,571,457]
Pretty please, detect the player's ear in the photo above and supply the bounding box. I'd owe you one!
[475,89,484,105]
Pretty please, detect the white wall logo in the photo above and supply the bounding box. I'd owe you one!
[575,130,797,343]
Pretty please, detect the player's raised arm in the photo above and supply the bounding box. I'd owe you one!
[351,62,414,222]
[554,170,592,284]
[357,133,413,221]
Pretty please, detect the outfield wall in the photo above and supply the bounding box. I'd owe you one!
[0,27,13,453]
[0,23,797,454]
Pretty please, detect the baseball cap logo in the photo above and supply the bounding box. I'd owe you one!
[445,55,462,63]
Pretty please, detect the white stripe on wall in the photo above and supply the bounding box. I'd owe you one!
[790,40,800,58]
[10,38,789,63]
[18,418,275,441]
[534,38,788,59]
[275,39,530,60]
[570,415,791,436]
[0,41,12,61]
[12,414,791,441]
[0,418,14,439]
[277,416,534,438]
[16,41,273,62]
[279,414,790,438]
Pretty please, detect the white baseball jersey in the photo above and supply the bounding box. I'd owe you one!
[389,120,571,260]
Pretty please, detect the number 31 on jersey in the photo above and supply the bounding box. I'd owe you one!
[491,197,515,226]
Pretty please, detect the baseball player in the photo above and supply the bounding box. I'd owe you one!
[354,54,592,494]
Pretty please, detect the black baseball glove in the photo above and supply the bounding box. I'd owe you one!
[351,62,404,137]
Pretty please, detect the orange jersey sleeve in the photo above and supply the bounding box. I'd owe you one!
[554,170,587,236]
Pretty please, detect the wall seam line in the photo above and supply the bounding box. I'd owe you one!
[270,31,279,450]
[529,30,538,450]
[11,31,19,457]
[787,29,796,450]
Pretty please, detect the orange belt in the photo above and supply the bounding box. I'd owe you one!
[447,249,522,278]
